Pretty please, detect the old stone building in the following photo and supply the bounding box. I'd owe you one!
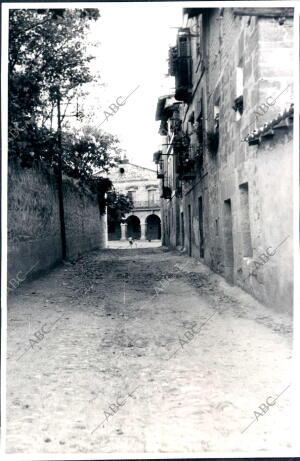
[154,7,293,312]
[106,157,161,241]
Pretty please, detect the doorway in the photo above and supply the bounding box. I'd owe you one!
[223,199,234,283]
[181,212,184,248]
[188,205,192,257]
[198,197,204,258]
[107,220,121,241]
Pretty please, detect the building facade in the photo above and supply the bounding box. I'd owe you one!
[107,159,161,241]
[154,7,293,312]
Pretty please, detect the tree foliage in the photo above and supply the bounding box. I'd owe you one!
[9,8,127,206]
[107,191,134,223]
[61,126,122,180]
[8,8,100,161]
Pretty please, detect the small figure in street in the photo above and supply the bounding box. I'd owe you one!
[128,236,133,247]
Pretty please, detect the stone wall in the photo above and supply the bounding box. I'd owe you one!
[8,159,105,286]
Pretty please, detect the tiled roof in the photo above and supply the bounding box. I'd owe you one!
[241,104,294,144]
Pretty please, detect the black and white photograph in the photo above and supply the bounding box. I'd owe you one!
[1,0,298,459]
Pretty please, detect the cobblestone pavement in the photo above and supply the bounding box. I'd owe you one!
[7,246,293,455]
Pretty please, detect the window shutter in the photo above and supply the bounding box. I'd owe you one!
[168,46,177,76]
[175,32,192,102]
[178,36,189,57]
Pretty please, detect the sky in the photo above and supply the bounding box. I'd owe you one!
[83,3,183,170]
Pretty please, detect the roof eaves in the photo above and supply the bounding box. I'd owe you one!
[241,104,294,144]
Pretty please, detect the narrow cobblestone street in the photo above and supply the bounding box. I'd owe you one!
[7,245,293,454]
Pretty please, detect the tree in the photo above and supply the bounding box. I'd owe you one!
[8,8,128,220]
[8,8,100,161]
[107,190,134,224]
[58,126,121,180]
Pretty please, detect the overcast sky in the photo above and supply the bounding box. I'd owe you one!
[84,3,183,170]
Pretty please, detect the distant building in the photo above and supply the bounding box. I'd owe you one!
[107,157,161,241]
[154,7,293,312]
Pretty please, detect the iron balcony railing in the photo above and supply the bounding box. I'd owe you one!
[132,200,160,209]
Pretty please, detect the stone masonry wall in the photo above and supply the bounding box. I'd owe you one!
[63,177,103,260]
[164,9,293,313]
[205,12,293,312]
[8,159,105,287]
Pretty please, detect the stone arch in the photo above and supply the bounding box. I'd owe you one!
[146,214,161,240]
[126,215,141,240]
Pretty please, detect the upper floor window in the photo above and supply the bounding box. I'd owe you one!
[148,189,157,205]
[170,29,192,103]
[178,33,189,57]
[236,64,243,98]
[206,98,220,155]
[214,100,220,134]
[233,60,244,120]
[195,15,203,59]
[196,95,204,144]
[127,190,136,203]
[188,111,195,135]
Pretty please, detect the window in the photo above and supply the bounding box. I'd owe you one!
[188,112,195,135]
[239,183,252,257]
[196,97,204,144]
[178,33,189,56]
[236,64,243,98]
[168,155,173,189]
[148,189,156,205]
[213,100,220,134]
[127,190,136,203]
[234,60,244,120]
[175,29,192,102]
[196,17,201,56]
[193,14,203,62]
[195,91,205,164]
[168,46,177,76]
[215,218,219,236]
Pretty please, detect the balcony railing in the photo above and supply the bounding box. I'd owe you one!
[176,158,196,181]
[132,200,160,209]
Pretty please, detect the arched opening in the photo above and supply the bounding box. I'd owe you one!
[108,220,121,240]
[146,214,161,241]
[126,215,141,240]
